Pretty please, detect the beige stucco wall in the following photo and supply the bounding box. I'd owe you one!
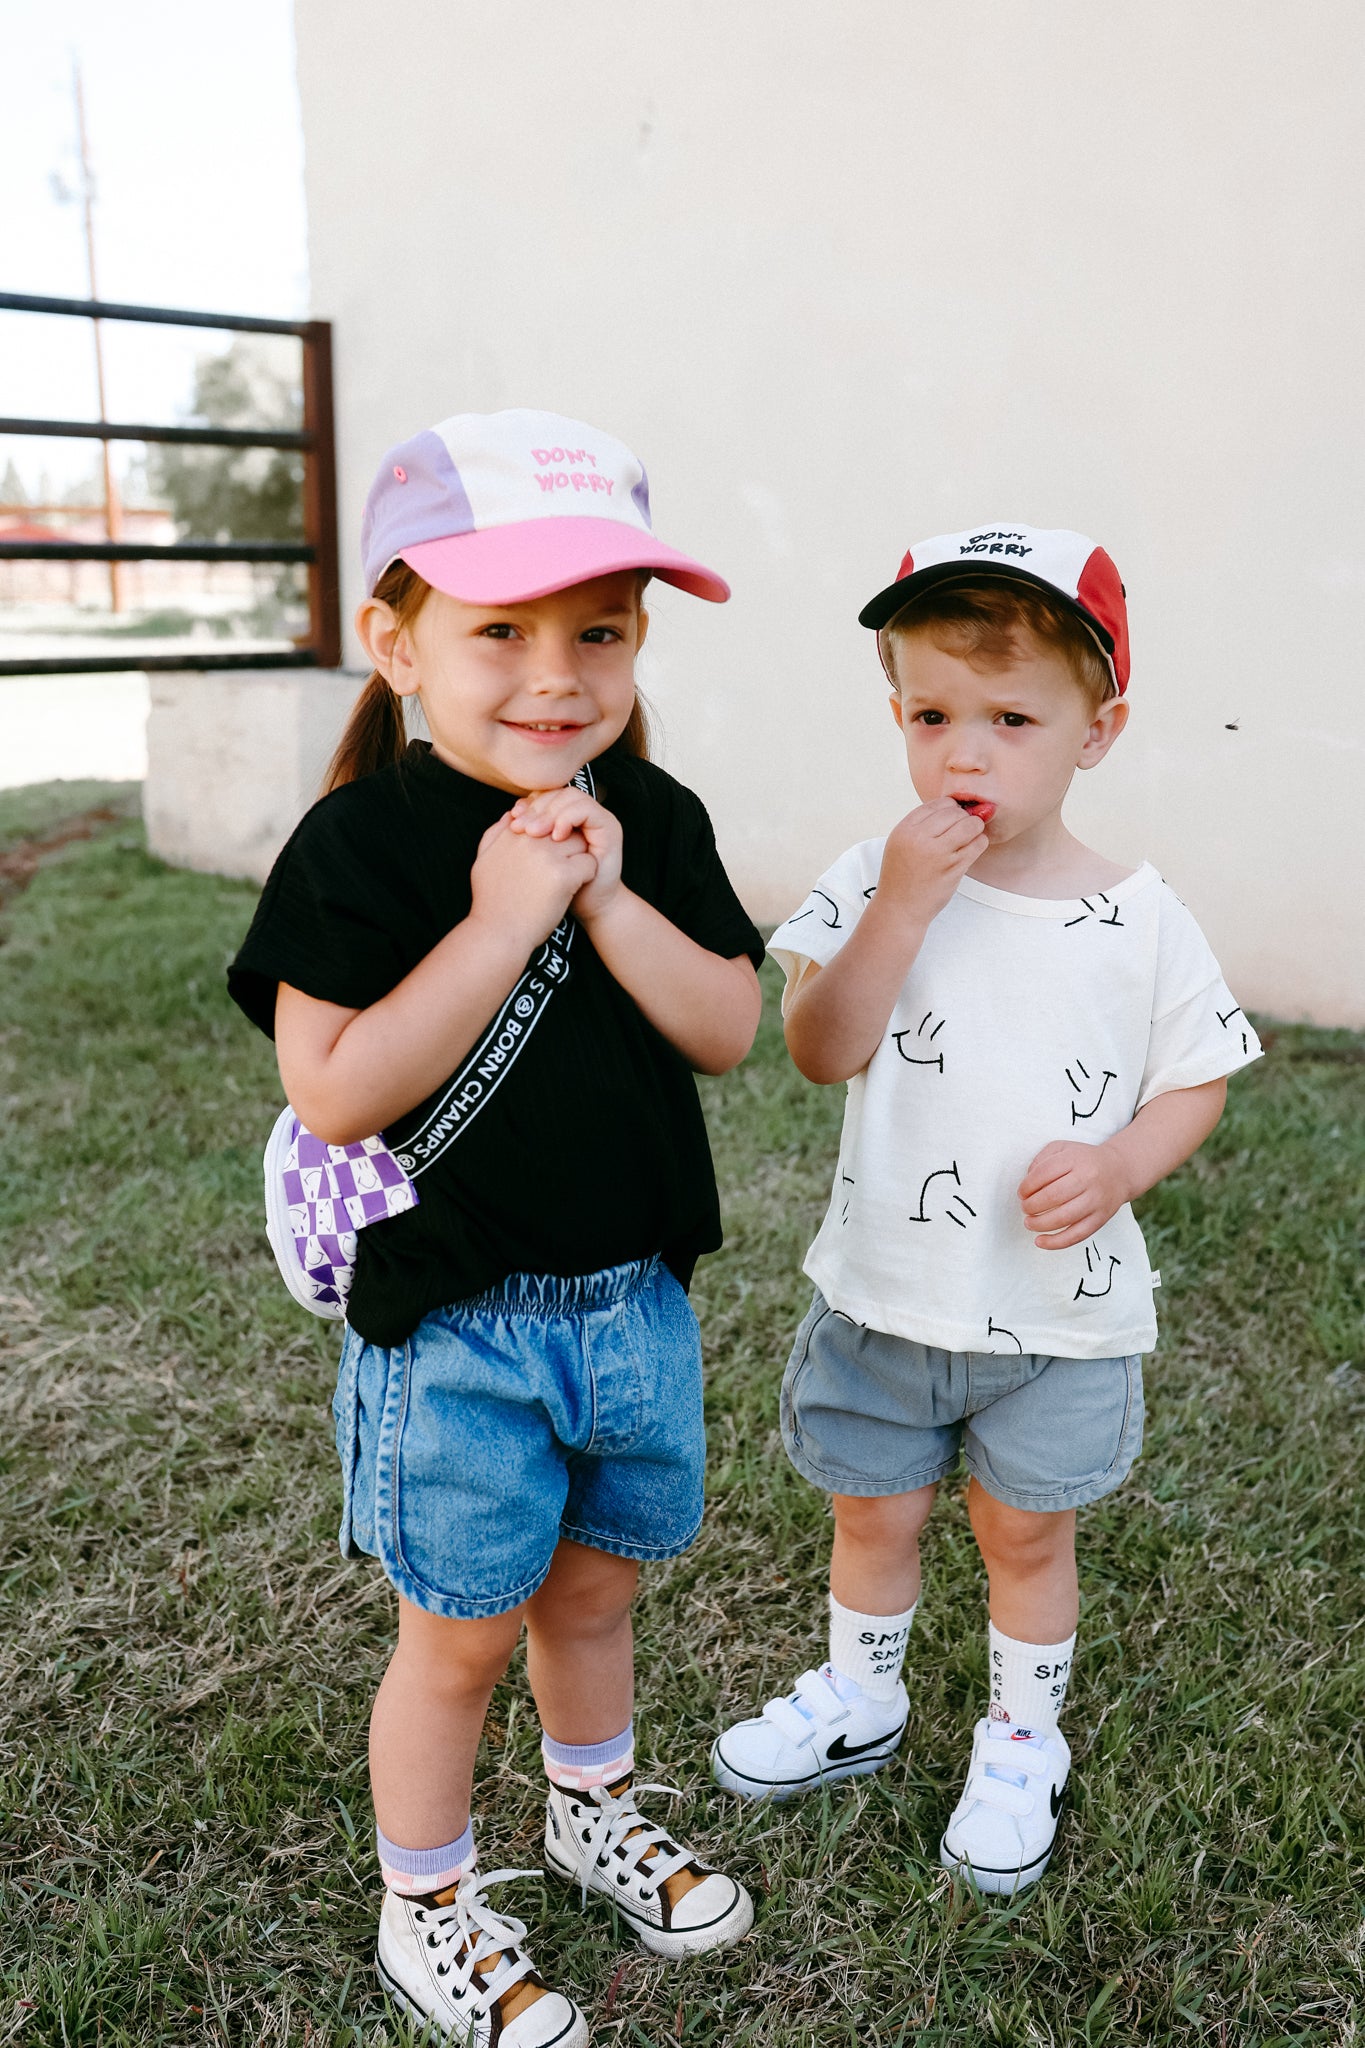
[294,0,1364,1023]
[144,670,363,881]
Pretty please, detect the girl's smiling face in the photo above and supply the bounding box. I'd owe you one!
[357,570,645,794]
[887,631,1127,854]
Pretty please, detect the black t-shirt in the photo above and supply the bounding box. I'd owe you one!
[229,741,764,1346]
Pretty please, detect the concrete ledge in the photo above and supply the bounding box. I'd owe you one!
[144,668,366,883]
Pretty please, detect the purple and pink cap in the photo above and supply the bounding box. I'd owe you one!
[361,408,729,606]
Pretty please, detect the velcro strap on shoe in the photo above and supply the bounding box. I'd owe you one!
[763,1668,845,1743]
[763,1696,820,1744]
[965,1773,1034,1818]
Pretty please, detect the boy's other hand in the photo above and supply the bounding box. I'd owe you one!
[878,798,988,926]
[1018,1138,1131,1249]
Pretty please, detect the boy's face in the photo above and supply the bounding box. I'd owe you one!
[887,630,1128,849]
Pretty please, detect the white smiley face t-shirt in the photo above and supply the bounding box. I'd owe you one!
[770,848,1261,1359]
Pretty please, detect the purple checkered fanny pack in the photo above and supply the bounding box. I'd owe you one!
[263,1110,419,1319]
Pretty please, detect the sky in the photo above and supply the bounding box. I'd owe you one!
[0,0,308,498]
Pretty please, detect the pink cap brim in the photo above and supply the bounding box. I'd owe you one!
[398,517,729,605]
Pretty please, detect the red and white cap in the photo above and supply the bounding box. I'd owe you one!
[858,524,1130,693]
[361,408,729,606]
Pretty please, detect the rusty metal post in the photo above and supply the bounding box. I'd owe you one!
[300,320,341,668]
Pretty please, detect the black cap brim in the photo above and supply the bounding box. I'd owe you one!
[858,559,1116,659]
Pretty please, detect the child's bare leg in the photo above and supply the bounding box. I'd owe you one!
[369,1596,580,2036]
[528,1541,750,1946]
[524,1538,638,1744]
[823,1485,937,1697]
[966,1479,1078,1735]
[830,1485,937,1611]
[967,1482,1078,1641]
[711,1489,935,1800]
[369,1594,524,1849]
[940,1485,1078,1892]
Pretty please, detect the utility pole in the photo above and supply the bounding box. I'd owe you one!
[73,58,123,612]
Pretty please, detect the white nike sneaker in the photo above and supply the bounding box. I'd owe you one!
[939,1717,1071,1896]
[376,1869,588,2046]
[544,1776,753,1959]
[710,1664,908,1800]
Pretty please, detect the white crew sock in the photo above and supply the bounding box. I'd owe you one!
[987,1621,1076,1735]
[828,1593,917,1702]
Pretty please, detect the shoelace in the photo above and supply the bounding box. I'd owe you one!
[572,1782,694,1909]
[415,1866,541,2009]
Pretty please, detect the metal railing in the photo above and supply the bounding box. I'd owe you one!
[0,291,340,673]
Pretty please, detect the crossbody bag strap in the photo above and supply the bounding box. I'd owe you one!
[390,760,596,1176]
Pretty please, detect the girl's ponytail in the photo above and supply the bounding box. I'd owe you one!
[620,693,651,762]
[321,561,432,793]
[322,672,406,793]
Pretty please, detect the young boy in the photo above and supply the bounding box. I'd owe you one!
[711,525,1261,1894]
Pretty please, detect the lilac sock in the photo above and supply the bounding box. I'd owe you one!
[541,1722,634,1792]
[376,1818,475,1896]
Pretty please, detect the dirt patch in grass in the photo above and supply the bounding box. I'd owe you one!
[0,779,140,850]
[0,802,136,909]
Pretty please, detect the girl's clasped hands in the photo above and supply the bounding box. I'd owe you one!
[505,785,623,919]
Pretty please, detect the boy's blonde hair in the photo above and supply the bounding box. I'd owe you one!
[882,579,1116,714]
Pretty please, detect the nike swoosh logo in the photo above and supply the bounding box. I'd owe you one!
[826,1727,902,1762]
[1050,1785,1064,1818]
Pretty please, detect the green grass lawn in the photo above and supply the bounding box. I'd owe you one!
[1,783,1361,2047]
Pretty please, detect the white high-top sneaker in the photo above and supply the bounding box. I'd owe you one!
[711,1665,908,1800]
[544,1776,753,1959]
[376,1869,588,2046]
[939,1717,1071,1895]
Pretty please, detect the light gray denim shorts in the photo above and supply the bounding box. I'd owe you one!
[780,1291,1144,1511]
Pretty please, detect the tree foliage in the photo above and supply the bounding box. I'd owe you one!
[146,338,304,543]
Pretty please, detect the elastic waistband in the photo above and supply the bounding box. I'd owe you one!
[457,1257,660,1320]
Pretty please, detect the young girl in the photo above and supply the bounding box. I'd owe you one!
[229,411,762,2047]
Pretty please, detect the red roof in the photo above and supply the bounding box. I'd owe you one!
[0,517,66,541]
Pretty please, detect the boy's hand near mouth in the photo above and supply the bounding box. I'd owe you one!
[780,796,988,1086]
[877,795,991,926]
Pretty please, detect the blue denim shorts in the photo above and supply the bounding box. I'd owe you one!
[781,1291,1144,1512]
[333,1257,706,1619]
